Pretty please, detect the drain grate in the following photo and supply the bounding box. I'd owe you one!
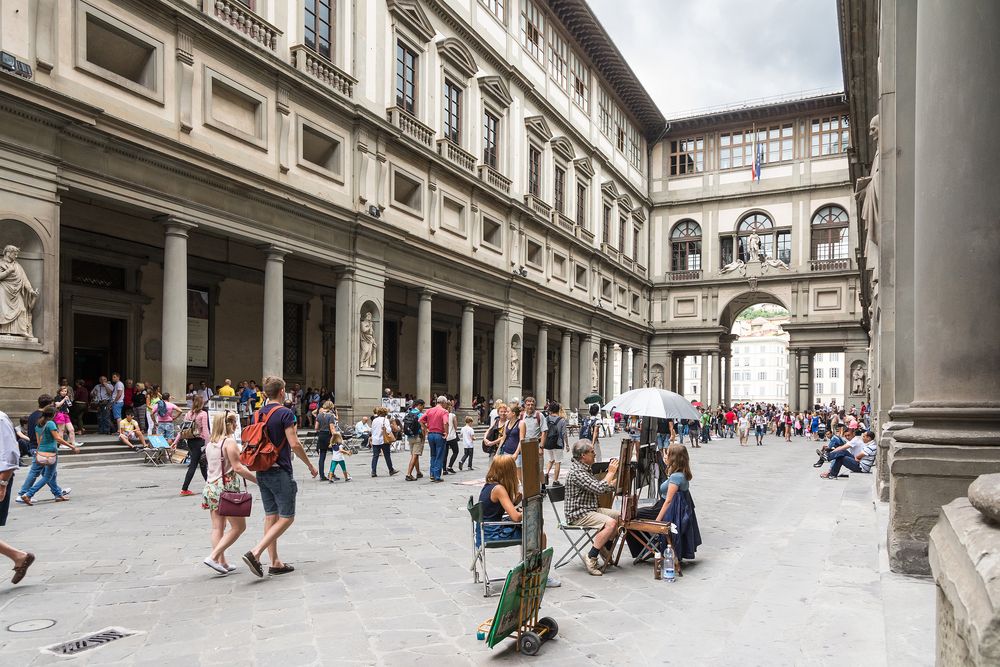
[42,627,141,656]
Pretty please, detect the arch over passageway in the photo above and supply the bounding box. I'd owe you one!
[718,290,789,332]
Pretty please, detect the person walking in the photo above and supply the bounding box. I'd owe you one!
[131,382,148,435]
[202,411,257,575]
[444,401,460,475]
[543,402,567,486]
[53,385,78,446]
[482,402,508,460]
[419,396,450,483]
[176,395,211,496]
[369,406,398,477]
[0,410,35,584]
[242,376,318,578]
[315,401,337,482]
[110,373,125,424]
[458,416,475,471]
[19,406,80,505]
[754,411,767,446]
[403,399,425,481]
[155,392,182,441]
[327,432,352,482]
[519,396,547,483]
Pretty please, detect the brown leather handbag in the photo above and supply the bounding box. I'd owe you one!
[217,439,252,517]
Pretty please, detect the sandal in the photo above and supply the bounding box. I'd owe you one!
[11,552,35,584]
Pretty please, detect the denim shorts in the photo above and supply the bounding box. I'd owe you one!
[257,468,297,518]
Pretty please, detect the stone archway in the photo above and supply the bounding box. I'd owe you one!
[718,290,790,332]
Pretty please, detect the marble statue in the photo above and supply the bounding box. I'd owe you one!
[855,115,880,246]
[651,366,663,389]
[359,311,377,369]
[509,340,520,385]
[590,354,599,391]
[0,245,38,338]
[747,232,762,260]
[720,258,745,274]
[851,362,867,396]
[763,257,791,271]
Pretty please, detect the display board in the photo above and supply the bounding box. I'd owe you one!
[486,547,553,649]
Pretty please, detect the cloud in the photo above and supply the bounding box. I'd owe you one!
[586,0,843,117]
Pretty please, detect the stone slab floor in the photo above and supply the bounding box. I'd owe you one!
[0,433,934,666]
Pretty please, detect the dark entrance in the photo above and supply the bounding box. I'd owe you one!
[72,313,127,385]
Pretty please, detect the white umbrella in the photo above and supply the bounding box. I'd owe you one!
[602,388,700,421]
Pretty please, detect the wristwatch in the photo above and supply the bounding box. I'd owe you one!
[0,480,8,487]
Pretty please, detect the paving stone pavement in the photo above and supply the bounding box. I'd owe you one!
[0,433,934,665]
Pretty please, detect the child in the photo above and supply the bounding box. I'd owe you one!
[328,432,352,482]
[53,385,78,446]
[459,416,475,471]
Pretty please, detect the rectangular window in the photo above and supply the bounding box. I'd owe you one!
[628,125,642,168]
[816,382,824,394]
[815,353,824,362]
[632,227,640,260]
[570,52,589,111]
[720,236,734,268]
[758,372,767,380]
[602,203,611,245]
[598,87,612,137]
[431,330,448,384]
[283,302,305,376]
[830,367,839,378]
[395,41,417,114]
[816,368,824,378]
[520,1,544,63]
[575,182,587,227]
[528,145,541,197]
[480,0,504,22]
[482,111,499,169]
[443,80,461,144]
[614,106,626,152]
[618,216,627,250]
[811,115,850,156]
[719,124,793,170]
[553,166,565,214]
[548,28,567,90]
[670,137,704,175]
[304,0,334,60]
[776,230,791,265]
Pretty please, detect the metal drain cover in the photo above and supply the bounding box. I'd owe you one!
[41,627,142,656]
[7,619,55,632]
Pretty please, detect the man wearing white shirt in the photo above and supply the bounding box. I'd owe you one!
[0,410,35,584]
[354,416,372,448]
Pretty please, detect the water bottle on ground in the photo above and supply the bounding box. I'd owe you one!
[663,545,675,583]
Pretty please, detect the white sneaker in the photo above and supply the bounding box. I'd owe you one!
[60,488,71,497]
[545,575,562,588]
[203,558,228,575]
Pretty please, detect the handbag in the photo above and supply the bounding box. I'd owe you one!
[217,439,253,517]
[35,451,57,466]
[179,412,201,440]
[382,418,396,445]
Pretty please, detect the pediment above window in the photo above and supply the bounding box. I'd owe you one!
[550,136,575,161]
[438,37,478,79]
[524,115,553,142]
[388,0,435,43]
[478,75,513,107]
[618,194,633,212]
[573,157,594,179]
[601,180,621,199]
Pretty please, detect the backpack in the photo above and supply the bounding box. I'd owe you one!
[156,400,168,418]
[580,417,594,441]
[179,411,201,440]
[239,406,286,471]
[545,415,564,449]
[403,410,420,436]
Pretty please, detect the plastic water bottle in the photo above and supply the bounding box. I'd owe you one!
[663,545,675,583]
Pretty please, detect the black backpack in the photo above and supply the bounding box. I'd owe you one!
[545,415,564,448]
[403,410,421,436]
[580,416,595,441]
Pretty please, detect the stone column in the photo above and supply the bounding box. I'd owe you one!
[161,219,195,399]
[261,247,287,379]
[493,312,509,401]
[700,353,710,404]
[797,349,813,411]
[559,330,572,409]
[604,343,615,400]
[788,348,800,411]
[534,323,548,402]
[710,352,721,407]
[334,270,354,408]
[459,302,475,408]
[724,354,733,406]
[578,335,595,410]
[676,355,685,396]
[619,346,630,394]
[890,0,1000,575]
[664,351,673,390]
[416,290,432,402]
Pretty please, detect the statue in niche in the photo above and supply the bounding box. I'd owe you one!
[747,232,762,261]
[590,353,599,392]
[856,115,881,323]
[851,362,867,396]
[509,339,520,385]
[0,245,38,338]
[651,366,664,389]
[359,310,377,370]
[642,363,649,388]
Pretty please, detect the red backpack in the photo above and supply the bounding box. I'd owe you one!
[239,406,285,471]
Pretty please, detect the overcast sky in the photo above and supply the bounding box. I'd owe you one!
[586,0,844,118]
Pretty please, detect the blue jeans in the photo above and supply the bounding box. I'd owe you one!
[829,454,863,476]
[24,460,64,499]
[656,433,669,449]
[17,460,44,495]
[157,422,175,441]
[371,444,394,474]
[112,401,124,421]
[427,433,446,480]
[98,404,113,434]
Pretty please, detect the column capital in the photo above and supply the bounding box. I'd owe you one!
[157,215,198,236]
[259,244,291,261]
[561,328,573,339]
[537,322,549,332]
[335,267,356,280]
[462,301,476,312]
[419,289,435,301]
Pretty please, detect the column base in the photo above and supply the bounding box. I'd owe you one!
[877,406,912,503]
[888,402,1000,574]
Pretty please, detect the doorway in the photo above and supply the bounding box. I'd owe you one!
[72,313,127,385]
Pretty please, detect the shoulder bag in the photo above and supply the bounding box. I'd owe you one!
[217,438,253,517]
[381,417,396,444]
[35,451,57,466]
[179,410,201,440]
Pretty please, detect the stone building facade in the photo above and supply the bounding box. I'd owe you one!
[0,0,663,419]
[839,0,1000,581]
[647,95,867,412]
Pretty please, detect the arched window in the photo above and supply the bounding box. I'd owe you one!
[729,212,790,265]
[671,220,701,271]
[810,206,849,260]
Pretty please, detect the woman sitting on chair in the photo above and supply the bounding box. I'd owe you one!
[626,444,702,564]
